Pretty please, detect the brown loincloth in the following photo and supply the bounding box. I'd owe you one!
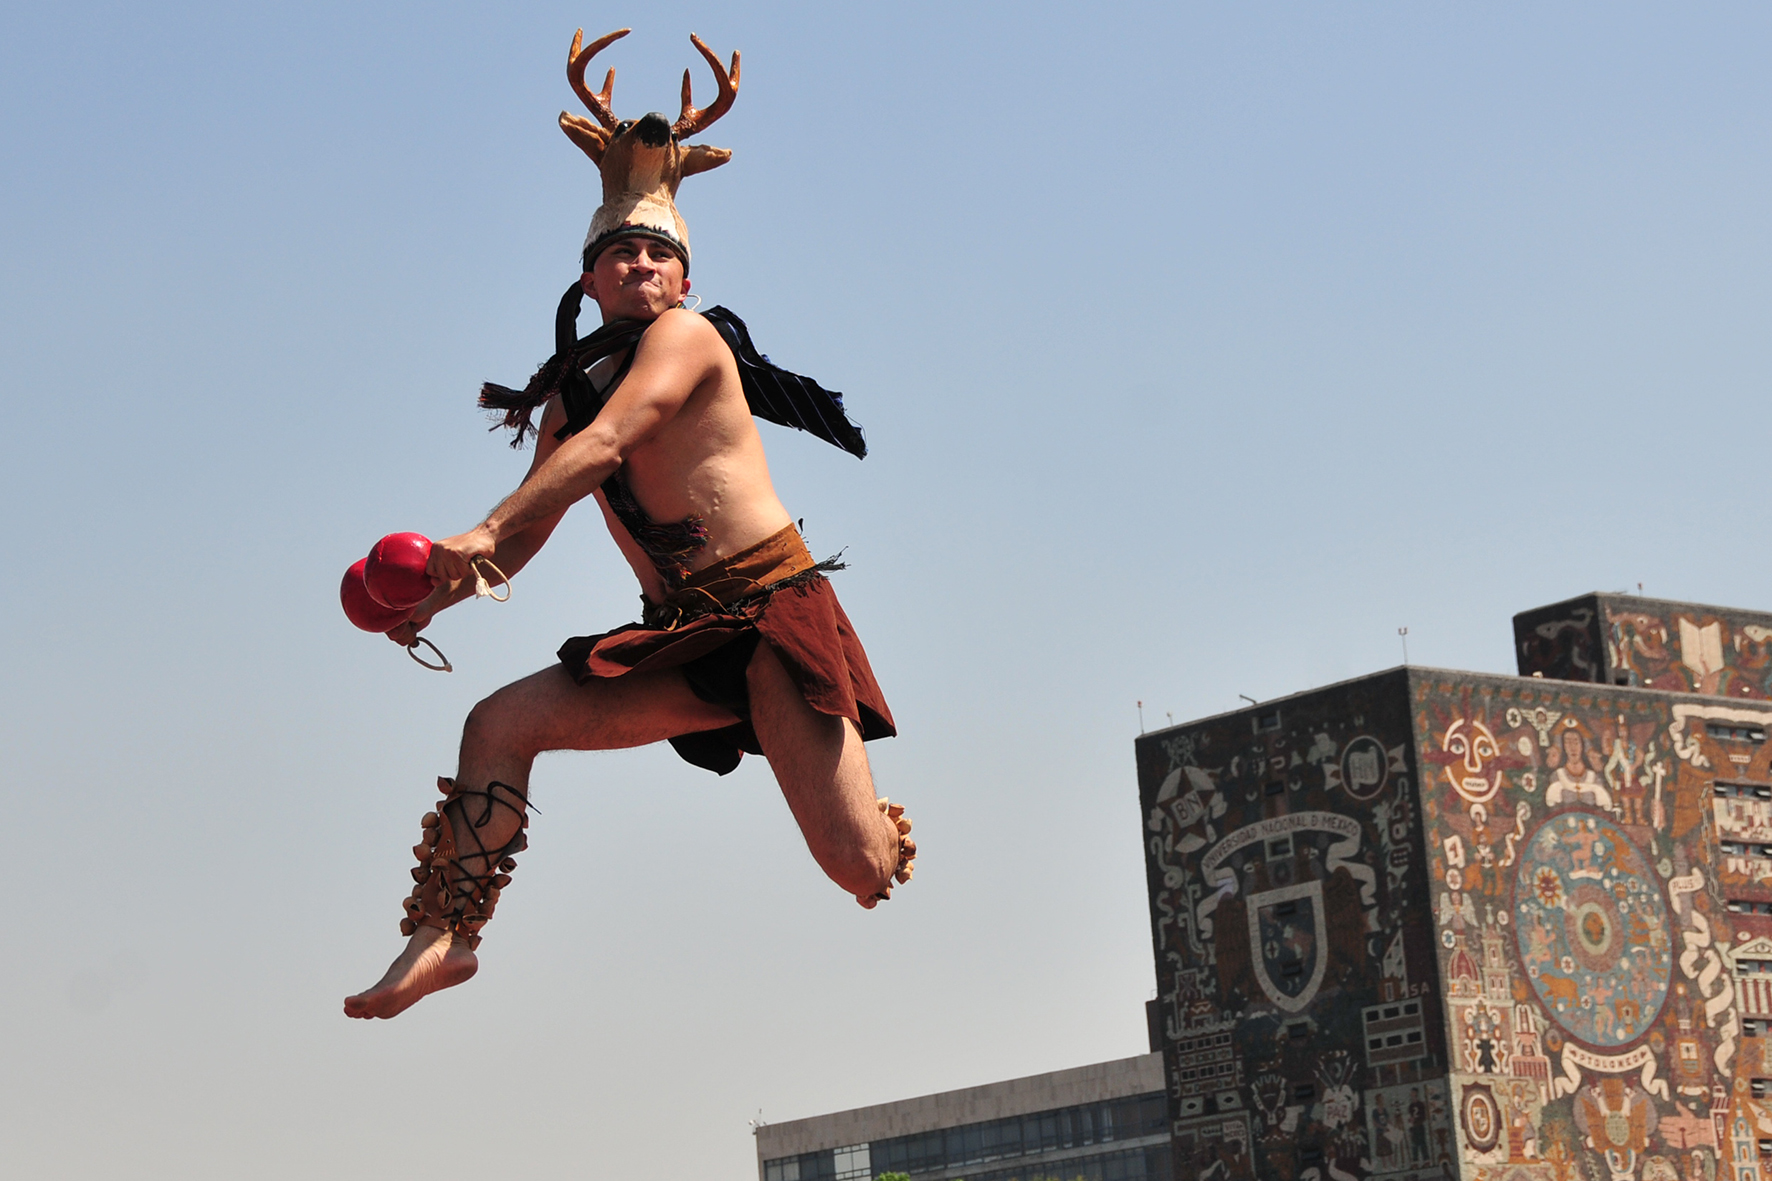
[556,525,896,775]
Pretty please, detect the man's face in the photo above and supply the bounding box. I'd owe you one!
[582,236,688,321]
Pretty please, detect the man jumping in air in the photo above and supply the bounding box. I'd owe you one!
[345,27,913,1021]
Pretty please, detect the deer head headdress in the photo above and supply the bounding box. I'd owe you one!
[560,28,740,275]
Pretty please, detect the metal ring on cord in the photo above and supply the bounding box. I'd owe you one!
[407,636,453,672]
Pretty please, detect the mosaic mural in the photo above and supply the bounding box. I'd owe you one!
[1514,595,1772,701]
[1140,669,1455,1181]
[1139,645,1772,1181]
[1512,812,1672,1048]
[1418,676,1745,1181]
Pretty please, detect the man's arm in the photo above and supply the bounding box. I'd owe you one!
[386,396,575,644]
[425,309,722,584]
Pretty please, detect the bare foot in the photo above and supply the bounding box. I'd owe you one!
[856,798,916,909]
[344,926,478,1019]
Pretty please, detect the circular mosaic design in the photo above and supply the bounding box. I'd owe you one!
[1512,810,1671,1048]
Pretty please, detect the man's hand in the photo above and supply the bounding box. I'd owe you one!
[385,613,429,647]
[428,526,497,585]
[385,588,446,645]
[384,581,455,646]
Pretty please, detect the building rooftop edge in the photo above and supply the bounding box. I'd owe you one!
[1135,664,1411,741]
[1515,590,1772,620]
[1136,661,1772,745]
[753,1052,1164,1158]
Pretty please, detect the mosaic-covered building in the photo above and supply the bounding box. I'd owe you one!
[1138,594,1772,1181]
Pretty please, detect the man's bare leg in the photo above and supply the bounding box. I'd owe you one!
[747,641,907,905]
[345,664,739,1019]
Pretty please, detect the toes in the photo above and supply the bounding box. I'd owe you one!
[343,994,381,1020]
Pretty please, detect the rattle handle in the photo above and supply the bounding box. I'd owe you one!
[406,636,453,672]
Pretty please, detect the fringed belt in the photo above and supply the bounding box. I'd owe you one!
[641,524,841,630]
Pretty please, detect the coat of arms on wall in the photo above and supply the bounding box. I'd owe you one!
[1247,880,1328,1013]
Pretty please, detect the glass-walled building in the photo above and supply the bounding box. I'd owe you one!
[754,1053,1170,1181]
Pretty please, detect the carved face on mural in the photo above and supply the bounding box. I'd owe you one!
[1442,718,1502,804]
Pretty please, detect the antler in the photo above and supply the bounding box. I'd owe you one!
[672,33,740,139]
[567,27,629,129]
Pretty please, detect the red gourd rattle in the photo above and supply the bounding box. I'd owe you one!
[363,532,436,610]
[340,533,510,671]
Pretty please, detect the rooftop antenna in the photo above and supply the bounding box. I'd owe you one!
[749,1110,767,1131]
[1398,627,1409,665]
[1638,582,1644,594]
[1137,700,1145,734]
[1238,694,1257,706]
[1166,711,1174,728]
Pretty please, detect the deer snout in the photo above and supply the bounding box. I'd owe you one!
[635,112,673,147]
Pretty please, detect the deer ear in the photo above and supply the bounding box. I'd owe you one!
[560,113,610,163]
[680,144,732,177]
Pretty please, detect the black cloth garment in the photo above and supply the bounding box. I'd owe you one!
[478,283,867,460]
[700,306,868,459]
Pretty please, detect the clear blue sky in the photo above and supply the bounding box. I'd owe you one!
[3,3,1768,1177]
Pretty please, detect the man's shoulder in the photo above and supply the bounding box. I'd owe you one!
[640,307,728,356]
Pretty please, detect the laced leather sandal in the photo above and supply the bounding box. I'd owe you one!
[400,776,533,950]
[858,797,916,908]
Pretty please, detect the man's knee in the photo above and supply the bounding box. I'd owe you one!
[462,686,536,759]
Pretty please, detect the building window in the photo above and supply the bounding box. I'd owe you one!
[862,1092,1169,1177]
[1710,723,1767,744]
[1256,710,1281,733]
[831,1144,870,1181]
[1293,1083,1316,1103]
[1746,1019,1764,1037]
[942,1144,1165,1181]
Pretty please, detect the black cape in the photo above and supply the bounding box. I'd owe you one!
[479,282,867,459]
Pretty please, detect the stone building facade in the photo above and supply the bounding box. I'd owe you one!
[1138,594,1772,1181]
